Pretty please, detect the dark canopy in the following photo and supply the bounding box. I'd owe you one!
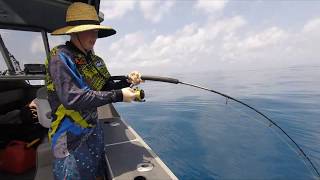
[0,0,101,32]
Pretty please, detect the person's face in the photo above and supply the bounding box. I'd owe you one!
[77,29,98,51]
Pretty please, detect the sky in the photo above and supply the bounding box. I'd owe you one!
[1,0,320,75]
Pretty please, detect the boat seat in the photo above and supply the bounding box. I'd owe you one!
[33,87,52,128]
[34,87,54,180]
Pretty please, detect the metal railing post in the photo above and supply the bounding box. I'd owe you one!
[0,34,15,74]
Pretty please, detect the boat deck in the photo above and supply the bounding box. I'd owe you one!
[104,117,177,180]
[33,104,177,180]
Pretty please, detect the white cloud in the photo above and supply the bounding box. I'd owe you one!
[48,35,69,49]
[100,0,135,20]
[303,18,320,33]
[0,30,10,36]
[294,18,320,62]
[96,16,247,73]
[31,35,68,55]
[236,27,287,51]
[99,0,175,23]
[221,27,289,65]
[221,18,320,68]
[109,32,146,63]
[95,32,148,73]
[195,0,228,14]
[139,1,175,23]
[31,35,44,54]
[95,15,320,74]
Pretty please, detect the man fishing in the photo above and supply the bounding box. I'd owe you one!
[45,2,142,179]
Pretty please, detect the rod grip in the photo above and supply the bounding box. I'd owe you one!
[110,75,180,84]
[141,75,180,84]
[109,76,127,81]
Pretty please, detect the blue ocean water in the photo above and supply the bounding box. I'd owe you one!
[115,66,320,179]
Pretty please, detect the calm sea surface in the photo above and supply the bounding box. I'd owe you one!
[115,66,320,179]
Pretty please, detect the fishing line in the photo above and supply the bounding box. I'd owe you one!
[110,75,320,178]
[226,101,313,171]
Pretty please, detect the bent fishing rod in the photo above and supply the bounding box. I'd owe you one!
[111,75,320,177]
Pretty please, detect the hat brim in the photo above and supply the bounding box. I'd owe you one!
[51,24,116,38]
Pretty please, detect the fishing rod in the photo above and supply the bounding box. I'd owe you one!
[111,75,320,178]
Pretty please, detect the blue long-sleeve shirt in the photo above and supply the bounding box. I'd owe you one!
[45,41,130,157]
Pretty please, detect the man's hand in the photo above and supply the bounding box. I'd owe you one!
[128,71,144,85]
[121,87,136,102]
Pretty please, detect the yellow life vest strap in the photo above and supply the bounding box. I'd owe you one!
[48,104,94,142]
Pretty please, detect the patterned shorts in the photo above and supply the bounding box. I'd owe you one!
[52,124,106,180]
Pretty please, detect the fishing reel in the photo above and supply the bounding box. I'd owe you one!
[133,87,145,102]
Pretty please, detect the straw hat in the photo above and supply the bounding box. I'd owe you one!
[51,2,116,38]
